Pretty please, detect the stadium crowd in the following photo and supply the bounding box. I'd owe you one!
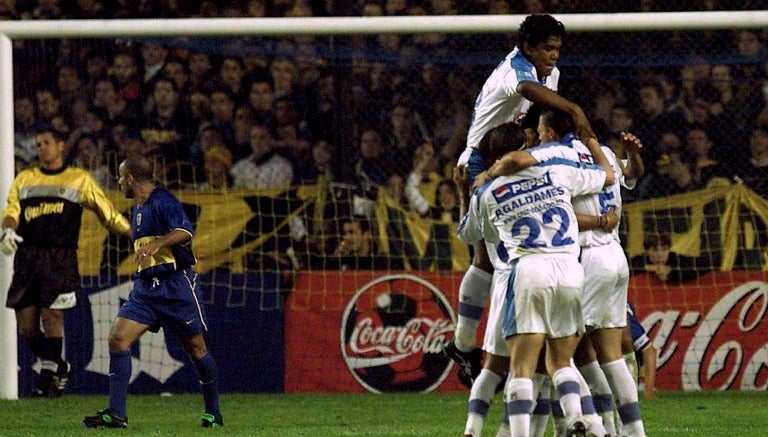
[6,0,768,271]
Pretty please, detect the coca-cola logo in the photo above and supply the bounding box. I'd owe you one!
[340,274,456,393]
[644,281,768,390]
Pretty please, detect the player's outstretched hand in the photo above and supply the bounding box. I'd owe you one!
[0,228,23,256]
[470,170,490,194]
[620,131,643,154]
[453,165,470,194]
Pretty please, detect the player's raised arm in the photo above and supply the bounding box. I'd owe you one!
[584,137,615,187]
[620,132,645,180]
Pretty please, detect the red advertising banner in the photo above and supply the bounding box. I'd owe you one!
[630,270,768,391]
[285,271,479,393]
[285,270,768,393]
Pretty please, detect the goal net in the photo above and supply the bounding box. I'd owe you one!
[3,12,768,397]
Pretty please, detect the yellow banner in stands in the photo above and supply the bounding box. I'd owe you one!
[76,183,767,276]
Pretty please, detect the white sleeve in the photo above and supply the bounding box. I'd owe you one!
[457,193,483,245]
[405,172,430,216]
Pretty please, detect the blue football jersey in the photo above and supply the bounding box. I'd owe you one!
[131,187,196,278]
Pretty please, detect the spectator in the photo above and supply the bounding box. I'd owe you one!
[207,85,236,145]
[354,127,395,201]
[630,233,701,284]
[404,142,443,216]
[682,124,730,189]
[735,124,768,199]
[139,42,169,103]
[231,124,294,190]
[186,50,214,93]
[218,55,246,100]
[73,133,113,189]
[633,80,689,167]
[140,77,192,164]
[111,51,142,103]
[311,215,402,270]
[245,74,276,128]
[35,87,60,125]
[161,57,190,96]
[196,145,233,191]
[55,65,86,119]
[14,95,39,171]
[92,76,141,127]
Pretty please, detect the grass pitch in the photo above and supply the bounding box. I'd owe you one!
[0,391,765,436]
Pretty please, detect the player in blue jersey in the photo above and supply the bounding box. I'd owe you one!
[446,13,599,387]
[457,121,614,436]
[84,155,223,429]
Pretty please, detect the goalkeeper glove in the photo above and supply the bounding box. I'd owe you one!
[0,228,23,256]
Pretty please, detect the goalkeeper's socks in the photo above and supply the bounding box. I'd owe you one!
[455,265,492,352]
[109,350,132,418]
[195,352,221,417]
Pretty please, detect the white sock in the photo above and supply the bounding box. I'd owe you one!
[465,369,502,436]
[602,359,646,437]
[579,361,617,436]
[552,367,582,422]
[530,374,552,437]
[505,378,534,437]
[624,352,639,385]
[573,362,608,435]
[455,265,492,352]
[550,384,568,437]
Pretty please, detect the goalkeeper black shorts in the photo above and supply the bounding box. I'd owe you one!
[5,246,80,310]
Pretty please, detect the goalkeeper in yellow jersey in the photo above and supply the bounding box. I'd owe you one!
[1,127,131,397]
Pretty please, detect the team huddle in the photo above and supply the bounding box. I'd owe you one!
[444,14,648,437]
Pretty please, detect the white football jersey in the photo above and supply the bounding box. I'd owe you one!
[464,47,560,153]
[458,144,606,263]
[530,134,636,247]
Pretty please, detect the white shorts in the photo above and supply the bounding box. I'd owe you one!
[501,253,585,339]
[580,241,629,329]
[483,266,512,357]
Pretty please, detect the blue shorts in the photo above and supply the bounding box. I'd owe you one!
[119,268,208,338]
[466,148,487,195]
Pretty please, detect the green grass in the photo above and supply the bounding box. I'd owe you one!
[0,391,765,436]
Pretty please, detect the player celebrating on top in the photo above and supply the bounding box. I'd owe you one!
[446,12,598,386]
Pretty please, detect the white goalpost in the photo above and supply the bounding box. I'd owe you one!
[1,10,767,400]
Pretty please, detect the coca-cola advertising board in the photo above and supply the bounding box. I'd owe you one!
[630,271,768,391]
[285,271,479,393]
[285,270,768,393]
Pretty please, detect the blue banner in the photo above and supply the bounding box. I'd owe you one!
[17,272,285,396]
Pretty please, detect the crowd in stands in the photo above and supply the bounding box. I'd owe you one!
[6,0,768,271]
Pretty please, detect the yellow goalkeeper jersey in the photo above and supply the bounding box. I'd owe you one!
[2,166,130,248]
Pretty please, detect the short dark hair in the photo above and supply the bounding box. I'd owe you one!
[518,14,565,48]
[36,125,67,143]
[479,122,526,163]
[540,109,574,139]
[643,233,672,250]
[122,155,154,182]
